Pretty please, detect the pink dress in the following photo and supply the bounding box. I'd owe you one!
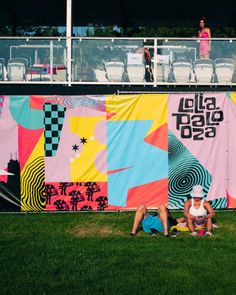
[198,30,210,57]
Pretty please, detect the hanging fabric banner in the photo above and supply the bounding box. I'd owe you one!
[0,93,235,211]
[168,92,236,209]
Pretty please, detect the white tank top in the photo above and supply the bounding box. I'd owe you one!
[189,199,207,217]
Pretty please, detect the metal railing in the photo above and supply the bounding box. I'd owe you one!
[0,37,236,86]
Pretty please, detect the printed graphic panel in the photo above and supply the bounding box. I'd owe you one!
[0,93,235,211]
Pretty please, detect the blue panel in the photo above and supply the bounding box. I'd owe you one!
[9,96,44,129]
[107,120,168,207]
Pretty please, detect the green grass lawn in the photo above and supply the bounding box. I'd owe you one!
[0,211,236,295]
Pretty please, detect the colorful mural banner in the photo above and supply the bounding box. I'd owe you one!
[0,93,235,212]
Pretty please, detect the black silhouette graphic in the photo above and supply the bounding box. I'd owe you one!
[44,184,58,205]
[72,144,79,151]
[96,196,108,211]
[84,182,101,201]
[80,205,93,211]
[45,182,108,211]
[59,182,73,195]
[80,137,87,144]
[53,199,69,211]
[69,190,85,210]
[0,157,21,212]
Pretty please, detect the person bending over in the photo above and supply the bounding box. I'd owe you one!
[184,185,215,236]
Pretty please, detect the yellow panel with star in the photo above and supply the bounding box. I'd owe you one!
[70,116,107,182]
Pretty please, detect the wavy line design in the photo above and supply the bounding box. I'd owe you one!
[168,130,212,209]
[209,198,227,209]
[44,96,106,112]
[21,156,45,211]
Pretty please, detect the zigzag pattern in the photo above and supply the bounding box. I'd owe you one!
[21,156,45,211]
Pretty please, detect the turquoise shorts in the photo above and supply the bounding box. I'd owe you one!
[141,213,165,234]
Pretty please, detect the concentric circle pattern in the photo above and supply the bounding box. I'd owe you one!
[168,131,212,209]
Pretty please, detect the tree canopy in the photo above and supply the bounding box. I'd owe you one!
[0,25,235,37]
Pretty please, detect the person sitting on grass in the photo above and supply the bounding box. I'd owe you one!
[184,185,215,237]
[166,208,186,227]
[130,204,170,237]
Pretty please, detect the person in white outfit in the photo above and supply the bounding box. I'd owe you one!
[184,185,215,236]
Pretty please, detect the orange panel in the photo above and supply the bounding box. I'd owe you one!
[144,123,168,151]
[126,178,168,208]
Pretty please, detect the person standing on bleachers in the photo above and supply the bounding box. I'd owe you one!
[198,17,212,59]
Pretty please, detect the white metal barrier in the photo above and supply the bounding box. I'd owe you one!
[0,37,236,86]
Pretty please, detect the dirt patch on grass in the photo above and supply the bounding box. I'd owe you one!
[219,224,236,231]
[0,231,18,238]
[71,224,125,237]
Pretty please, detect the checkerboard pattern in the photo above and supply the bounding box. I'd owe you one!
[44,103,66,157]
[0,96,4,119]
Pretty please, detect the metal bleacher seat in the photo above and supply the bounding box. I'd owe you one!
[214,58,235,83]
[155,54,170,82]
[194,59,214,83]
[0,58,5,81]
[126,52,145,82]
[105,58,125,82]
[172,52,192,83]
[7,58,28,81]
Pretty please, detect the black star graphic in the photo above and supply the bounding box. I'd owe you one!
[80,137,87,145]
[72,144,79,151]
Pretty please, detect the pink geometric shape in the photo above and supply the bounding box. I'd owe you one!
[45,109,83,182]
[94,120,106,144]
[0,96,18,170]
[94,150,107,174]
[227,99,236,199]
[45,106,106,182]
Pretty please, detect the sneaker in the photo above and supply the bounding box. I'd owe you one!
[150,228,158,236]
[190,231,198,236]
[171,229,178,238]
[212,223,218,229]
[130,232,136,236]
[205,231,213,237]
